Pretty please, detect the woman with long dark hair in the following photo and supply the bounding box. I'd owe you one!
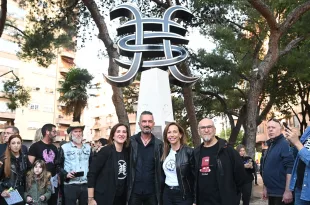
[161,122,195,205]
[87,123,130,205]
[0,135,29,205]
[236,144,255,205]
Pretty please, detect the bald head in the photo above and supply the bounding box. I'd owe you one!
[198,118,216,142]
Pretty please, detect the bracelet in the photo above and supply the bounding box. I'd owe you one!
[88,197,94,199]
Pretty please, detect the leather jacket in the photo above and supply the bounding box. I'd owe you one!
[127,133,163,204]
[163,145,195,199]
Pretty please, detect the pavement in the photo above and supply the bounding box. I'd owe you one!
[248,174,267,205]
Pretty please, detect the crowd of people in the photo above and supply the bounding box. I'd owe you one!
[0,111,309,205]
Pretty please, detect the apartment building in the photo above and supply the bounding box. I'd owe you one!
[0,0,74,145]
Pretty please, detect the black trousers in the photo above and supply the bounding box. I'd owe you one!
[48,187,59,205]
[163,186,193,205]
[237,182,252,205]
[64,183,88,205]
[129,193,158,205]
[268,196,294,205]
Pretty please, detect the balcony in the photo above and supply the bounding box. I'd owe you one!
[56,115,72,125]
[59,67,69,76]
[0,111,15,120]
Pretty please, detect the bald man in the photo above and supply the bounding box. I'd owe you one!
[193,118,246,205]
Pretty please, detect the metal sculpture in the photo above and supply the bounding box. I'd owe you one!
[104,4,199,87]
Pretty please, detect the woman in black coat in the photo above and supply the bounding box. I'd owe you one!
[87,123,130,205]
[161,122,195,205]
[0,135,29,205]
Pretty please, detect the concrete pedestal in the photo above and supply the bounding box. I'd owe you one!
[135,68,174,140]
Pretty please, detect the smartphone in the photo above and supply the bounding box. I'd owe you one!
[74,171,84,177]
[283,122,291,131]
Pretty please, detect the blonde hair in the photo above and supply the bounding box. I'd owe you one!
[33,128,43,142]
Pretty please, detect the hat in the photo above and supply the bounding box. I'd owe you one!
[67,122,85,134]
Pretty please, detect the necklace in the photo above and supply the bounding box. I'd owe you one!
[141,137,151,146]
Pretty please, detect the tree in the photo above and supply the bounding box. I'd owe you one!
[0,70,31,111]
[191,0,310,158]
[58,67,94,122]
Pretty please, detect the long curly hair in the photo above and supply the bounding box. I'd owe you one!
[26,160,51,190]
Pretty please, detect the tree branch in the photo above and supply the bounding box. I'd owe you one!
[0,0,7,38]
[4,23,29,38]
[279,35,309,57]
[289,103,301,125]
[280,1,310,33]
[200,90,235,127]
[227,20,262,43]
[151,0,169,9]
[248,0,278,31]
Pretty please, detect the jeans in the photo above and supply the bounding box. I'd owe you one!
[163,186,193,205]
[48,187,59,205]
[64,183,88,205]
[237,182,252,205]
[295,188,310,205]
[129,193,157,205]
[268,196,294,205]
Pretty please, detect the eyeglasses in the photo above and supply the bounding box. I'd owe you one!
[199,125,214,130]
[3,132,14,135]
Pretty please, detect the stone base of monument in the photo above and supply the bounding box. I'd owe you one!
[135,68,174,140]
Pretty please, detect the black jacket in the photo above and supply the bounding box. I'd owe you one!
[194,138,246,205]
[0,152,29,193]
[87,144,129,205]
[162,145,195,200]
[127,133,163,204]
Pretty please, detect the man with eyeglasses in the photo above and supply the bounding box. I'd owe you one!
[0,126,28,156]
[261,119,294,205]
[28,123,59,205]
[193,118,246,205]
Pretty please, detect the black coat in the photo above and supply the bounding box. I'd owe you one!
[127,133,163,204]
[162,145,195,200]
[87,144,129,205]
[193,138,246,205]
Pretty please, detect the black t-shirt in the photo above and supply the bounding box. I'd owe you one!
[115,150,127,196]
[198,142,221,205]
[296,138,310,189]
[28,141,58,176]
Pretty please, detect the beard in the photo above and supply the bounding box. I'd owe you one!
[72,135,83,144]
[202,136,212,142]
[141,126,152,134]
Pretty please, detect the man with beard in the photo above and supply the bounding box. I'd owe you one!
[57,122,91,205]
[28,123,59,205]
[128,111,163,205]
[194,118,246,205]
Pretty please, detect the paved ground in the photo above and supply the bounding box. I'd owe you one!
[248,174,267,205]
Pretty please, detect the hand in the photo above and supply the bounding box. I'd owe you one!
[88,198,97,205]
[40,195,46,201]
[285,128,301,146]
[67,171,76,179]
[1,190,10,198]
[0,161,3,167]
[262,186,268,200]
[282,190,293,204]
[27,196,33,203]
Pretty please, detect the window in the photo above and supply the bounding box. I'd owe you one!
[27,121,40,130]
[43,105,53,113]
[45,87,54,94]
[29,103,39,110]
[32,86,40,92]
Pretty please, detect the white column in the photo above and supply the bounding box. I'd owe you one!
[135,68,174,140]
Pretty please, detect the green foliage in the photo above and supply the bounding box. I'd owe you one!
[58,68,94,122]
[2,79,31,111]
[219,128,243,146]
